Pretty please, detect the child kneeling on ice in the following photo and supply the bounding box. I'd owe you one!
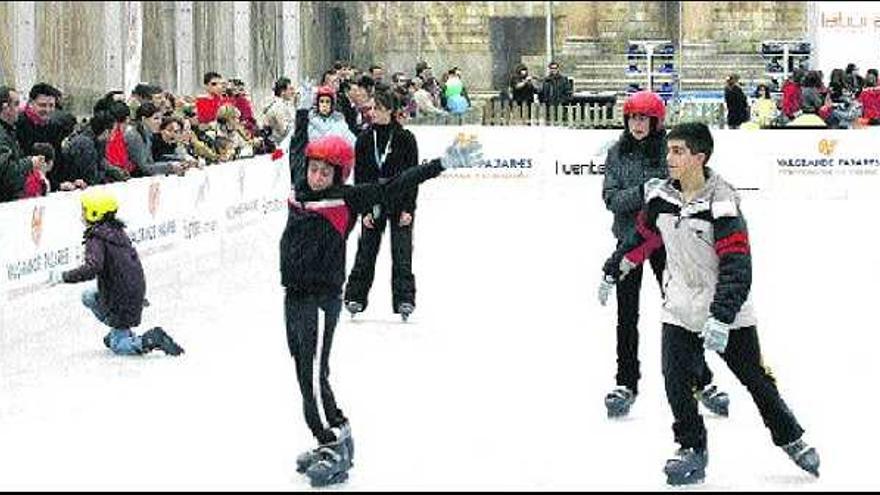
[48,189,184,356]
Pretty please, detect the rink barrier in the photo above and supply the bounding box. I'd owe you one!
[0,149,292,303]
[4,127,880,301]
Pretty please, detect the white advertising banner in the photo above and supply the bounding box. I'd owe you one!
[0,151,291,305]
[809,1,880,80]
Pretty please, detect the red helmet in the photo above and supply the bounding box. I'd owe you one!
[316,85,336,102]
[622,91,666,122]
[305,135,354,182]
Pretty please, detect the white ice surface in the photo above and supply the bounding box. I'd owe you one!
[0,172,876,490]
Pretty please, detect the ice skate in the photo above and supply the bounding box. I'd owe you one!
[782,438,820,477]
[397,302,415,322]
[297,423,355,474]
[305,424,354,487]
[604,386,636,418]
[664,447,708,486]
[695,384,730,417]
[141,327,184,356]
[345,300,364,319]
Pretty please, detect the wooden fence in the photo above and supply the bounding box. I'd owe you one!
[406,99,727,129]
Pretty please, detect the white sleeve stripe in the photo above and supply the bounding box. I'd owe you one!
[711,200,739,218]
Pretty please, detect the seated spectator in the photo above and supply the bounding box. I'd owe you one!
[844,63,864,96]
[787,89,827,128]
[857,72,880,123]
[780,69,803,121]
[195,71,232,124]
[307,86,356,145]
[828,69,847,104]
[263,76,298,144]
[60,111,115,189]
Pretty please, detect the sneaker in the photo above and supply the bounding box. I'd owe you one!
[782,438,820,477]
[605,386,636,418]
[695,384,730,417]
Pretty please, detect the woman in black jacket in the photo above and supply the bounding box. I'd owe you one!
[342,89,422,320]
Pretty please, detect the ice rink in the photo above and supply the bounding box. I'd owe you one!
[0,161,877,490]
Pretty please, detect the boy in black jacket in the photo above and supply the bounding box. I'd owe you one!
[281,133,481,487]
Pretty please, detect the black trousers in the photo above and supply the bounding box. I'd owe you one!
[614,248,714,394]
[662,323,804,450]
[344,212,415,312]
[285,289,348,444]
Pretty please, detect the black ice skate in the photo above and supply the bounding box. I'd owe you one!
[297,423,355,474]
[605,386,636,418]
[664,447,708,486]
[782,438,820,477]
[304,424,354,487]
[141,327,184,356]
[695,384,730,417]
[397,302,415,322]
[345,300,364,319]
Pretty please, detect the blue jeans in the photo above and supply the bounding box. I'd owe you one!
[81,288,143,355]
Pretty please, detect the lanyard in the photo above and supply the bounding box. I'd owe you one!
[373,129,394,170]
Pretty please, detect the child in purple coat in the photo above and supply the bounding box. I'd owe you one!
[48,189,183,356]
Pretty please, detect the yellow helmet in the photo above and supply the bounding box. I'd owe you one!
[80,189,119,223]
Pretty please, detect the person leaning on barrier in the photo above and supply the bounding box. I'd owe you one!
[0,85,46,203]
[125,102,195,176]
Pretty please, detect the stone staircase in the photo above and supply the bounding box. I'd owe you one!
[546,39,767,96]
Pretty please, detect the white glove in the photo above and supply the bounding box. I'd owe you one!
[619,257,637,280]
[47,270,64,287]
[297,84,314,111]
[598,274,616,306]
[701,317,730,353]
[439,135,483,169]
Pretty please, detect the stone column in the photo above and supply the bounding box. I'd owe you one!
[175,1,195,96]
[12,1,36,92]
[104,1,125,91]
[233,1,251,85]
[281,1,301,83]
